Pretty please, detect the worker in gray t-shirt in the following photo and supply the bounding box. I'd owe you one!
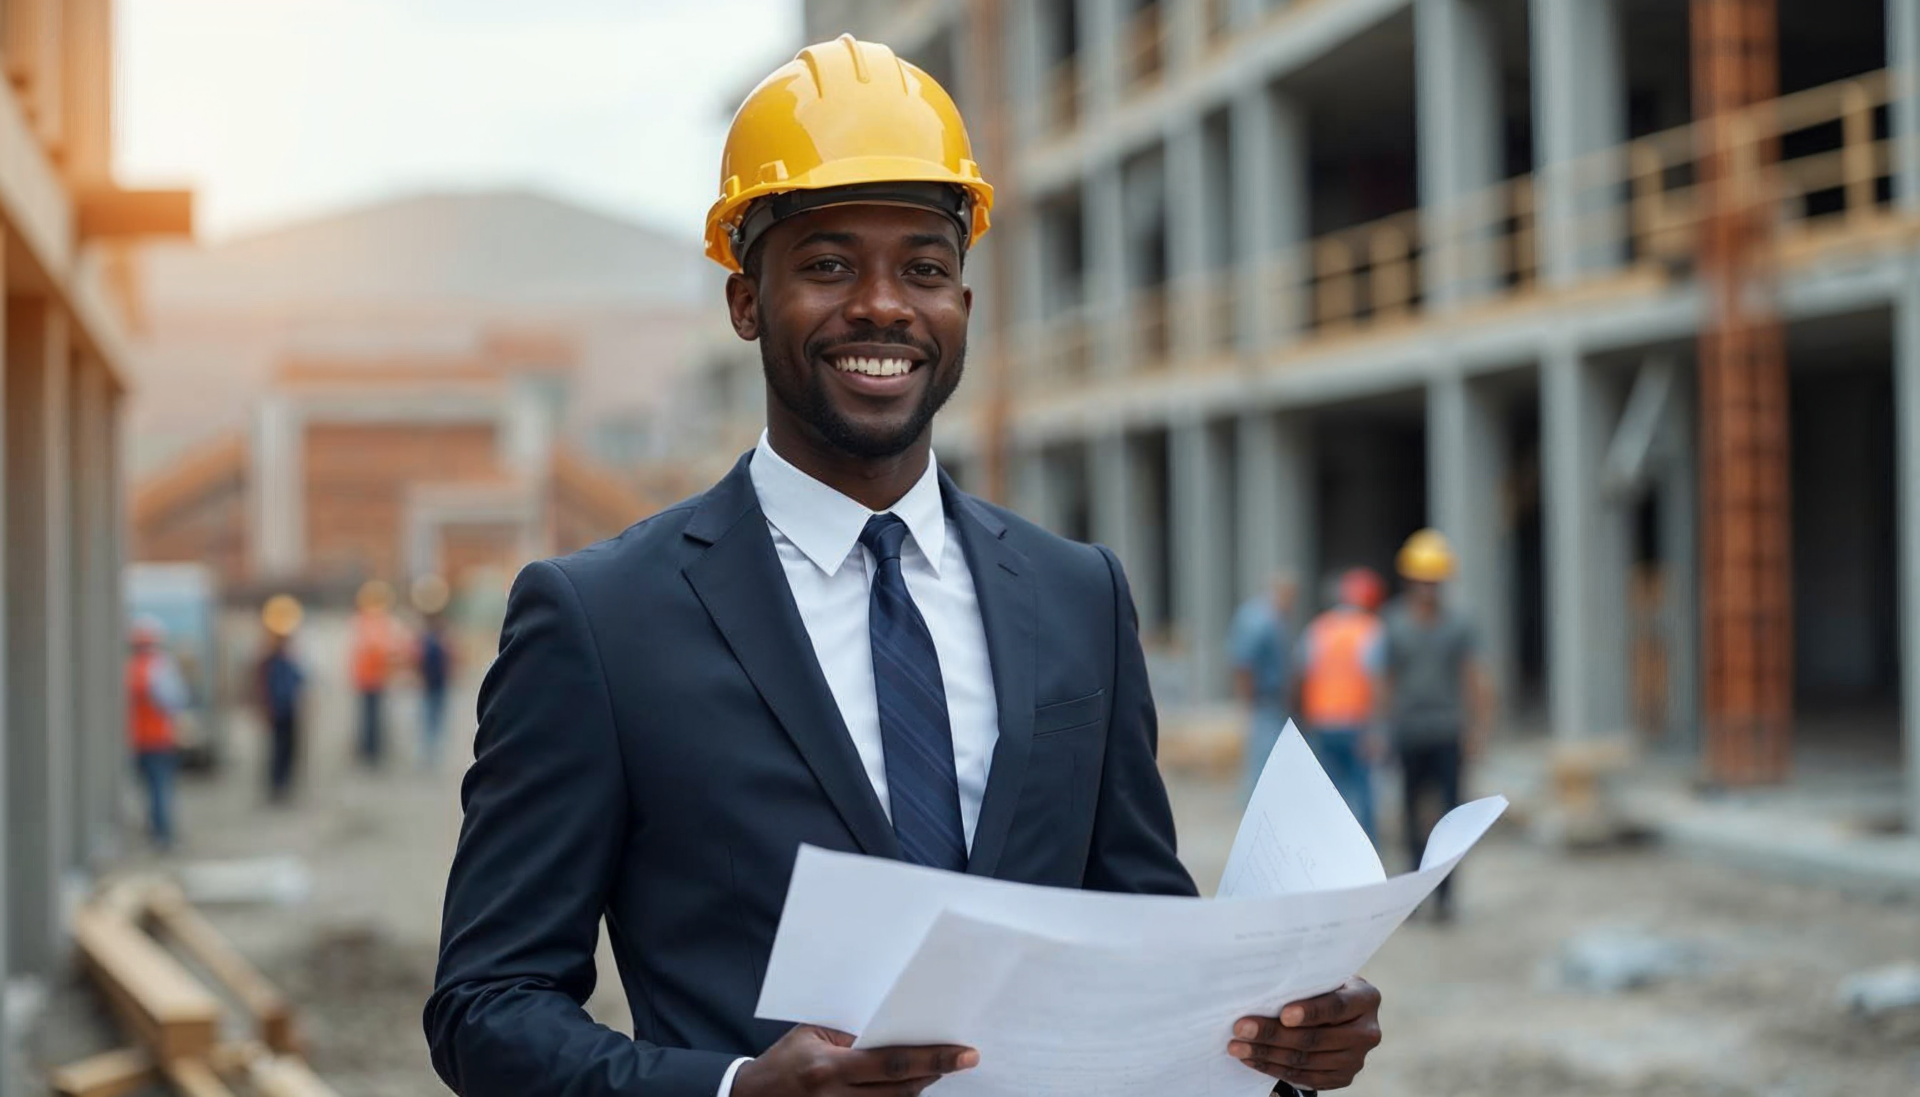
[1380,529,1493,924]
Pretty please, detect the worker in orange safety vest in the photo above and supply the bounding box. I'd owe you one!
[1296,567,1387,843]
[127,616,190,850]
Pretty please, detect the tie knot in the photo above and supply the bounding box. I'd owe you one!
[859,513,911,564]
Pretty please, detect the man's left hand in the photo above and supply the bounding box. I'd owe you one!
[1226,977,1382,1091]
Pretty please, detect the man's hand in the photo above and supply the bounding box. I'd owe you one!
[733,1024,978,1097]
[1226,978,1382,1091]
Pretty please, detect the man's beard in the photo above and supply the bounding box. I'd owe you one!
[759,323,966,460]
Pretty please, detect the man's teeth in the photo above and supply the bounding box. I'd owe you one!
[833,356,914,377]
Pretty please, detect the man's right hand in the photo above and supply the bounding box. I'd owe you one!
[732,1025,978,1096]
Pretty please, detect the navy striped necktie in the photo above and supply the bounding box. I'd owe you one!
[859,513,967,872]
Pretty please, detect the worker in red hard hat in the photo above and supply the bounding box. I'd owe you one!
[1295,568,1389,843]
[127,616,190,851]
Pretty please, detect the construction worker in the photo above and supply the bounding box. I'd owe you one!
[1296,567,1388,842]
[1380,529,1493,924]
[1228,570,1298,803]
[257,595,307,803]
[411,574,455,768]
[127,616,190,851]
[349,579,405,769]
[425,35,1382,1097]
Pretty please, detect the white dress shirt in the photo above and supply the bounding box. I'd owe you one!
[718,432,1002,1096]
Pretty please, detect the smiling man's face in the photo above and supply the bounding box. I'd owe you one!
[726,203,972,460]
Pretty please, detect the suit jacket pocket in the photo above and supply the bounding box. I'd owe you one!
[1033,689,1105,737]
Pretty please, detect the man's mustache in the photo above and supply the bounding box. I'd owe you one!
[807,328,938,363]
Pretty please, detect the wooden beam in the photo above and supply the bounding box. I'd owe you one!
[163,1059,236,1097]
[76,187,193,240]
[248,1055,343,1097]
[146,885,297,1053]
[71,906,222,1065]
[49,1048,157,1097]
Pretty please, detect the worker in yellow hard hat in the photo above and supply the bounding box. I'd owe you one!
[1380,529,1494,924]
[409,575,456,769]
[255,595,307,803]
[426,36,1383,1097]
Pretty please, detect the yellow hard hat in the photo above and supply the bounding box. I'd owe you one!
[703,34,994,272]
[1397,528,1457,583]
[261,594,304,637]
[356,579,394,613]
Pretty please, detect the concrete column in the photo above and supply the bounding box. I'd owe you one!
[1540,342,1631,740]
[1012,446,1062,532]
[1170,0,1208,72]
[1085,169,1130,377]
[1173,418,1235,700]
[1232,86,1311,350]
[1530,0,1627,286]
[1417,0,1506,308]
[0,250,9,1069]
[1428,369,1512,717]
[1894,257,1920,833]
[1235,409,1315,607]
[69,357,117,867]
[1007,0,1044,151]
[1659,366,1701,750]
[1090,429,1140,586]
[1167,118,1209,362]
[1076,0,1122,119]
[5,299,73,978]
[1893,0,1920,211]
[252,394,304,579]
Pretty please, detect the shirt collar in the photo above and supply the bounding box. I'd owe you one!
[750,431,948,579]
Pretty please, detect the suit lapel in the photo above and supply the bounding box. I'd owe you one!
[942,473,1036,879]
[682,454,903,861]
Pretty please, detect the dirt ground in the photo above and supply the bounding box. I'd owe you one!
[32,614,1920,1097]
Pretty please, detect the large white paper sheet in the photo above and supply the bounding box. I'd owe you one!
[756,722,1507,1094]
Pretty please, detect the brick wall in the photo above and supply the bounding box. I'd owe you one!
[302,421,499,582]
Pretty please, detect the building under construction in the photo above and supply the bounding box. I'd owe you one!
[0,0,191,1086]
[695,0,1919,833]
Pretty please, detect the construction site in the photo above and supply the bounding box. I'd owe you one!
[0,1,1916,1096]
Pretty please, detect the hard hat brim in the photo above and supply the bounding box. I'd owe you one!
[706,155,993,272]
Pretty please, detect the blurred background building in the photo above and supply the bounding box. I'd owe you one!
[667,0,1920,838]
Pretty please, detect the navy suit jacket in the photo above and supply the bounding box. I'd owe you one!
[425,451,1198,1096]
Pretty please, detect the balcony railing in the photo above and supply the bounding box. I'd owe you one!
[1008,68,1902,387]
[1123,5,1166,94]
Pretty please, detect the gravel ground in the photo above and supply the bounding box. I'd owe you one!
[30,614,1920,1096]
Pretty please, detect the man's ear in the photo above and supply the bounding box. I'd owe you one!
[962,284,973,316]
[725,272,760,341]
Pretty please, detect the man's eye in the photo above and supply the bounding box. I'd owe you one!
[808,257,851,273]
[908,262,948,278]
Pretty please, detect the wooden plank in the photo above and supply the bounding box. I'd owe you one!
[71,906,222,1064]
[48,1047,157,1097]
[146,886,298,1053]
[75,186,193,240]
[163,1059,235,1097]
[248,1055,343,1097]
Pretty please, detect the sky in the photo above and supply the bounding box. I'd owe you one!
[115,0,803,242]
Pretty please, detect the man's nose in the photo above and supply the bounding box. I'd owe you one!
[844,268,913,328]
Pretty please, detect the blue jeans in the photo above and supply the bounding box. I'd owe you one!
[359,690,385,767]
[420,686,447,765]
[135,748,177,849]
[1304,727,1377,845]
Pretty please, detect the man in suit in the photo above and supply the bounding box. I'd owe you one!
[426,35,1383,1097]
